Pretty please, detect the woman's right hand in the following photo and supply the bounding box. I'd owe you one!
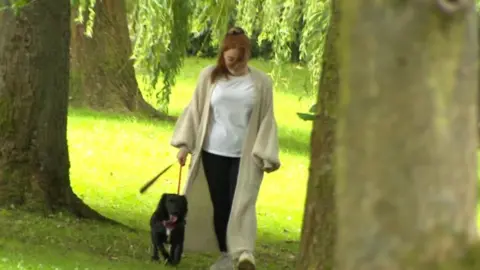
[177,147,189,166]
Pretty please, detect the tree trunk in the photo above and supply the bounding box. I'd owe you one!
[335,1,477,270]
[295,1,339,269]
[70,0,163,118]
[0,0,118,223]
[478,15,480,142]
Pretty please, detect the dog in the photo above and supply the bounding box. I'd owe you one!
[150,193,188,265]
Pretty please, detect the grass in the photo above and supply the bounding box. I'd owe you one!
[0,57,316,269]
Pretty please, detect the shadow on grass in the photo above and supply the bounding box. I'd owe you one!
[0,209,298,269]
[68,106,179,126]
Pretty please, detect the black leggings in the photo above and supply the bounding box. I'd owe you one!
[201,150,240,252]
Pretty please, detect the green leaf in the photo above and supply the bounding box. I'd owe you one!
[297,112,316,121]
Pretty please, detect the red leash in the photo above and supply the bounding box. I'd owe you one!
[177,165,183,195]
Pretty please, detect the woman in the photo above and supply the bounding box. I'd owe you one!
[170,27,280,270]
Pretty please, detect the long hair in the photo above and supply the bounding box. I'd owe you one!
[210,27,251,83]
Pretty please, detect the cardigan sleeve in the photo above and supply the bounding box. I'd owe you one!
[170,66,212,153]
[252,76,281,173]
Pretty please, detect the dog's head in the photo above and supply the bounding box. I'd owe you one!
[157,193,188,223]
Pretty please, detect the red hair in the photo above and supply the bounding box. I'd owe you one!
[210,29,251,83]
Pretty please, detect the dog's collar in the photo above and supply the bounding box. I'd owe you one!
[161,219,185,229]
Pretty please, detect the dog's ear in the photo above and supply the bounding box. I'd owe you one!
[181,196,188,213]
[157,193,168,218]
[159,193,167,206]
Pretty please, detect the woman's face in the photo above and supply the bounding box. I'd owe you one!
[223,48,248,75]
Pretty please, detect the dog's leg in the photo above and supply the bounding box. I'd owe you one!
[167,226,185,265]
[158,243,170,262]
[151,244,160,261]
[151,231,160,261]
[168,243,183,265]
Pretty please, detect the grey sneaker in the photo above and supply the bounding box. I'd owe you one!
[236,251,255,270]
[210,252,234,270]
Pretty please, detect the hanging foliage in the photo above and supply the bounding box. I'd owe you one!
[74,0,97,37]
[128,0,191,112]
[235,0,264,37]
[190,0,236,48]
[258,0,303,85]
[299,0,330,93]
[236,0,330,96]
[74,0,331,111]
[0,0,30,13]
[36,0,480,115]
[128,0,236,112]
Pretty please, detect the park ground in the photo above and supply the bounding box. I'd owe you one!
[2,58,480,269]
[0,58,315,269]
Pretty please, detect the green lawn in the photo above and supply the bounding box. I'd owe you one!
[0,58,316,269]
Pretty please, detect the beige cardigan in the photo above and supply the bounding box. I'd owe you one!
[170,65,280,256]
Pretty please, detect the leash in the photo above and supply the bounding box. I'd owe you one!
[177,164,183,195]
[139,162,184,195]
[139,162,175,194]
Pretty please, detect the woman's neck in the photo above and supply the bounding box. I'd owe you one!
[230,66,249,76]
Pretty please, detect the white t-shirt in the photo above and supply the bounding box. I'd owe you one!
[202,73,256,157]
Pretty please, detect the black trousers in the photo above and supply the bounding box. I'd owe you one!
[201,150,240,252]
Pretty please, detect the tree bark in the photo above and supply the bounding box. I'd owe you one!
[478,15,480,142]
[295,1,339,269]
[0,0,121,224]
[70,0,163,118]
[335,1,477,270]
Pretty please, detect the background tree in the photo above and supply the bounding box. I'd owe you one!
[295,0,338,269]
[0,0,114,220]
[335,1,478,269]
[129,0,193,113]
[89,0,329,112]
[70,0,161,117]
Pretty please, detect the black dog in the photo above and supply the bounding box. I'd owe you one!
[150,193,188,265]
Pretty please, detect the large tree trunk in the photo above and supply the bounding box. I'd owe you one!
[335,1,477,269]
[0,0,116,222]
[473,12,480,148]
[295,1,339,269]
[70,0,162,118]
